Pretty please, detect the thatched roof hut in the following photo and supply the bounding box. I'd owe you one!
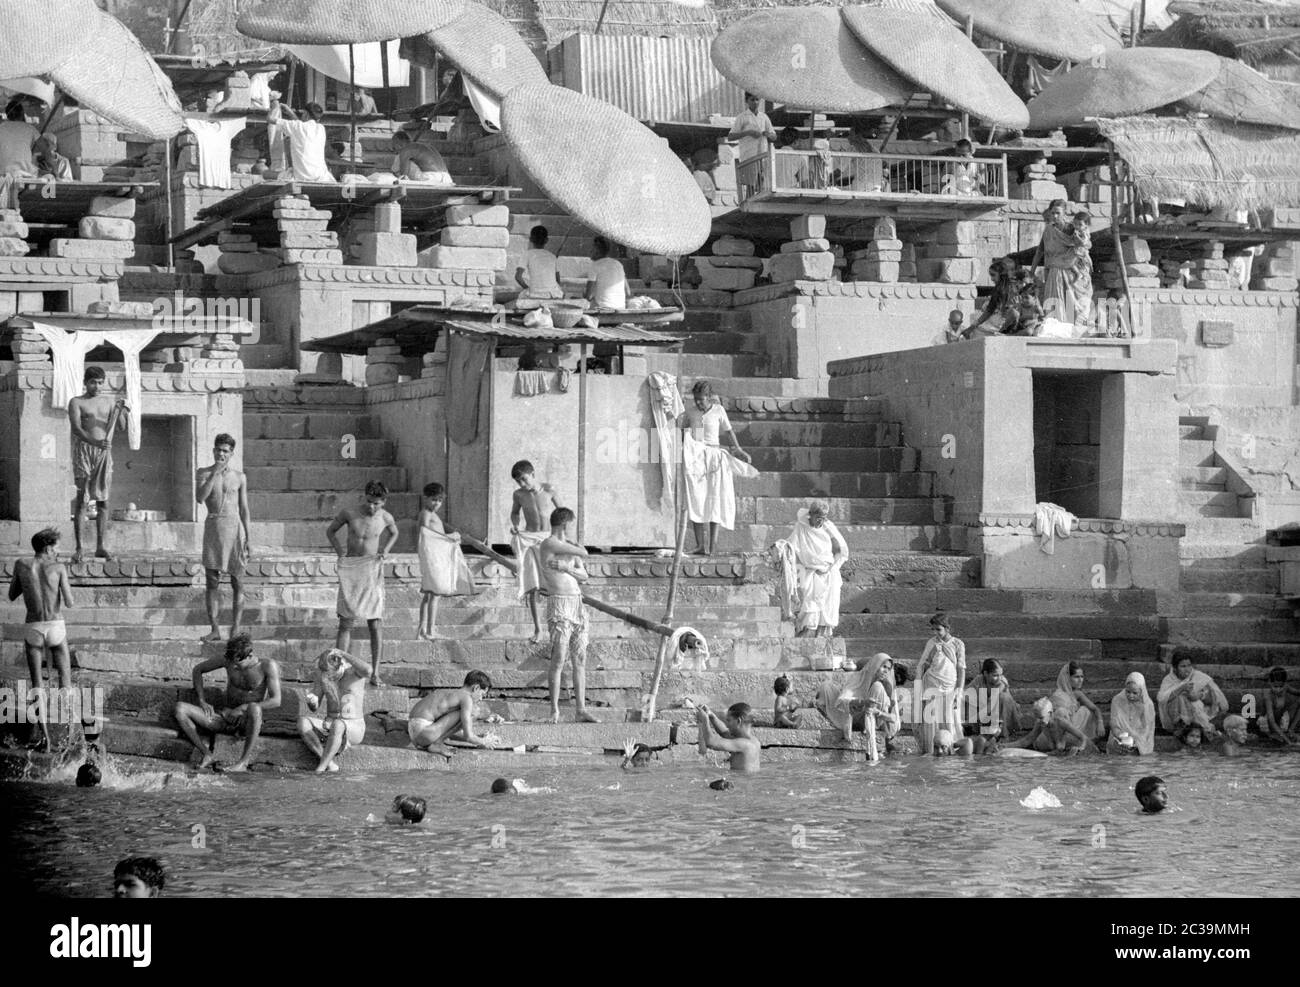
[1097,114,1300,211]
[1149,1,1300,82]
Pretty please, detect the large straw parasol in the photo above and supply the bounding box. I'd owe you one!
[1179,57,1300,131]
[0,0,95,78]
[425,4,548,100]
[236,0,467,45]
[934,0,1122,62]
[840,2,1029,129]
[1026,48,1221,130]
[501,83,711,256]
[711,7,914,113]
[46,7,185,140]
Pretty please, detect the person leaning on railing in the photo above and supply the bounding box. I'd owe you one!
[729,92,777,197]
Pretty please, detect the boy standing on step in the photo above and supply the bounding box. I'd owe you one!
[9,527,75,749]
[196,433,251,643]
[537,507,598,724]
[510,460,564,644]
[327,481,399,687]
[68,366,125,562]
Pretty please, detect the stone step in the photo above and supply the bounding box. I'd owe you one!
[849,586,1160,615]
[744,445,920,472]
[245,465,409,492]
[643,351,768,378]
[245,438,396,465]
[1178,438,1217,467]
[243,384,365,409]
[721,523,967,554]
[734,420,900,448]
[741,495,944,525]
[1179,540,1267,563]
[1178,424,1206,439]
[1177,592,1297,615]
[1167,642,1300,665]
[1179,465,1229,489]
[1164,616,1300,644]
[1179,567,1278,593]
[244,412,383,440]
[837,611,1159,640]
[249,490,422,520]
[738,470,936,498]
[838,552,980,588]
[1179,490,1240,515]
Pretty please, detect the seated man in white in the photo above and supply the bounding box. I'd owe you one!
[586,235,627,310]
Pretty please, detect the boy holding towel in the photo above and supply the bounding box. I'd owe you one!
[327,481,399,687]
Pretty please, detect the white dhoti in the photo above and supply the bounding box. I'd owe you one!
[787,508,849,633]
[682,433,757,529]
[418,527,475,596]
[510,529,547,599]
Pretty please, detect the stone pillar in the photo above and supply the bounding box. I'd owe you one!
[848,217,901,282]
[768,214,835,284]
[365,337,404,386]
[273,193,342,264]
[1250,242,1298,292]
[217,230,280,274]
[0,207,30,258]
[693,235,759,293]
[919,220,979,284]
[1184,240,1231,290]
[1013,154,1068,201]
[419,202,509,274]
[1099,372,1178,520]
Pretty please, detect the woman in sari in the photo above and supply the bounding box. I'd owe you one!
[963,658,1020,751]
[1107,671,1155,755]
[968,257,1019,336]
[788,500,849,637]
[1033,199,1093,327]
[1051,661,1105,746]
[815,652,898,757]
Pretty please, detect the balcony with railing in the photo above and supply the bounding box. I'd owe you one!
[733,147,1010,218]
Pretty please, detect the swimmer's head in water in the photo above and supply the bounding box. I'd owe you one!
[1033,697,1054,724]
[392,794,426,824]
[490,778,512,794]
[1135,775,1167,813]
[709,778,733,791]
[936,728,955,755]
[621,739,655,770]
[1180,724,1203,748]
[76,762,101,788]
[1224,715,1248,745]
[113,857,165,897]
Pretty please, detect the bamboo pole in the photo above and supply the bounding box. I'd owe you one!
[458,533,673,638]
[1108,141,1133,337]
[644,463,689,722]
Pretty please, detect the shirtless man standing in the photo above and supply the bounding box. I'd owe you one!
[67,366,125,562]
[298,648,372,773]
[509,460,563,643]
[537,507,598,724]
[172,633,282,772]
[404,669,493,753]
[196,433,251,643]
[8,527,75,748]
[326,481,399,687]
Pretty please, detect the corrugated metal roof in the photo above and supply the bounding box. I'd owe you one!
[559,34,744,122]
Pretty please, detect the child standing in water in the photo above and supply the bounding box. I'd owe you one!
[696,702,761,773]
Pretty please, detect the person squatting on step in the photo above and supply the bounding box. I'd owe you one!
[537,507,599,724]
[68,366,126,562]
[403,670,494,753]
[299,648,371,773]
[196,433,251,644]
[327,481,399,687]
[173,633,282,772]
[8,526,75,749]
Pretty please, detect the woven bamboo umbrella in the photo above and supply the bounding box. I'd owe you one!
[238,0,467,173]
[935,0,1122,62]
[501,83,711,256]
[1026,48,1221,130]
[425,4,548,100]
[45,7,185,140]
[0,0,96,78]
[1180,56,1300,131]
[840,2,1029,129]
[711,7,914,113]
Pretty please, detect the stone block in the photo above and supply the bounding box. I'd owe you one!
[780,238,831,253]
[872,217,897,240]
[47,238,133,259]
[218,251,282,274]
[1268,245,1293,261]
[87,300,155,318]
[767,251,834,283]
[711,235,756,257]
[850,260,900,282]
[1121,239,1151,264]
[444,204,509,227]
[365,363,401,386]
[356,232,417,267]
[1126,277,1161,288]
[280,248,344,265]
[218,231,254,244]
[700,254,762,269]
[441,225,510,248]
[78,216,135,241]
[373,202,402,234]
[1192,258,1229,271]
[1014,180,1069,200]
[695,264,756,291]
[280,231,340,249]
[938,258,978,283]
[417,245,507,270]
[89,196,136,219]
[927,240,978,258]
[276,219,330,234]
[1125,263,1158,277]
[1199,320,1233,346]
[272,208,331,222]
[1263,257,1295,277]
[1254,276,1299,291]
[367,344,402,359]
[935,221,975,245]
[0,219,29,237]
[789,215,826,241]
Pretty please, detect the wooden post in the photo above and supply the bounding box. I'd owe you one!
[962,15,973,139]
[577,342,588,544]
[164,135,175,268]
[644,468,689,721]
[1108,141,1133,337]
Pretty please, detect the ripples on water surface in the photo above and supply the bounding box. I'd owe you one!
[4,752,1297,897]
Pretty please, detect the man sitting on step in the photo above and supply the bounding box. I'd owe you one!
[173,634,282,772]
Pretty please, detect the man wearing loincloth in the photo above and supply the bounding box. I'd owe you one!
[8,527,75,749]
[326,480,399,687]
[67,366,125,562]
[196,433,251,643]
[173,633,282,772]
[298,648,372,773]
[537,507,598,724]
[404,669,493,754]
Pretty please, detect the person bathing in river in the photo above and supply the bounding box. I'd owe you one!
[1157,655,1228,740]
[963,658,1020,752]
[1107,672,1155,755]
[404,670,494,753]
[1260,666,1299,745]
[696,702,761,773]
[916,614,965,755]
[173,634,281,772]
[1051,661,1106,745]
[1005,697,1094,754]
[299,648,371,773]
[9,527,75,749]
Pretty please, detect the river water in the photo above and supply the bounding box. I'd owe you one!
[4,751,1296,897]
